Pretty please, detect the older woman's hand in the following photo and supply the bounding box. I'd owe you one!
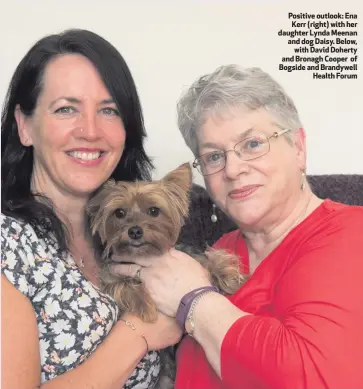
[111,249,212,317]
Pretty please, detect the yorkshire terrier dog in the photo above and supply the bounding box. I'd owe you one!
[87,163,245,389]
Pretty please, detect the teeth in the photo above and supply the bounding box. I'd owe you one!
[68,151,102,160]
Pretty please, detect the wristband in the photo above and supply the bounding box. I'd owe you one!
[186,290,216,337]
[176,286,219,331]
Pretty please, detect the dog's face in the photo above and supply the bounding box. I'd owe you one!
[87,163,193,263]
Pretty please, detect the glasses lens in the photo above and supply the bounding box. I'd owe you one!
[198,151,226,176]
[235,134,269,160]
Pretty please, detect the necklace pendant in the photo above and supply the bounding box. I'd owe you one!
[79,257,85,268]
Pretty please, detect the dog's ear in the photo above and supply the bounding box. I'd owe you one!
[161,163,193,220]
[162,163,193,192]
[86,180,115,231]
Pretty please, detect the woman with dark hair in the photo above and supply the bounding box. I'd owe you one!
[1,29,181,389]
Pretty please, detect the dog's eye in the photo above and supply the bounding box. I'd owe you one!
[147,207,160,217]
[115,208,126,218]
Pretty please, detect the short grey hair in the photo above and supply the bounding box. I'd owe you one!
[177,65,303,156]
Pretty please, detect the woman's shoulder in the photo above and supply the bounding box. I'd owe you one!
[321,199,363,214]
[1,213,35,248]
[1,213,58,295]
[1,212,59,245]
[283,199,363,261]
[306,199,363,232]
[1,213,47,253]
[1,212,30,233]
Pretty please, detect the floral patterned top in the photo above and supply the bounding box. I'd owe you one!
[1,214,161,388]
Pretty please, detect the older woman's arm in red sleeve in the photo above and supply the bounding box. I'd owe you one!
[190,209,363,389]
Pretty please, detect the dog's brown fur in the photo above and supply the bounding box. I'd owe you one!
[86,163,245,388]
[87,163,245,322]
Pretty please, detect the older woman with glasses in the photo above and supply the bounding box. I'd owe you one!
[115,65,363,388]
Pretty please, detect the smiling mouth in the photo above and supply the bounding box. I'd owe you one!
[66,151,105,161]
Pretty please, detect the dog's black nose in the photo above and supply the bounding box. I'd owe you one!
[128,226,143,240]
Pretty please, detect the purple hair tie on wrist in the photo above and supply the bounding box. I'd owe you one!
[176,286,219,331]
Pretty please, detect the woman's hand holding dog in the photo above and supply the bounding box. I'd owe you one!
[112,249,212,317]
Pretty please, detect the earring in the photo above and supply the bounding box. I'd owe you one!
[301,169,306,190]
[211,204,218,223]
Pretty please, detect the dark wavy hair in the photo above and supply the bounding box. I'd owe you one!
[1,29,154,251]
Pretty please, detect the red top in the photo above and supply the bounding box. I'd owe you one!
[175,200,363,389]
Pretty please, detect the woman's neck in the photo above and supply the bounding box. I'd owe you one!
[242,189,322,261]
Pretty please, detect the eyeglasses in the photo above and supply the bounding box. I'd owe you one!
[192,129,291,176]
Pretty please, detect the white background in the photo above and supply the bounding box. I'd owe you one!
[1,0,362,186]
